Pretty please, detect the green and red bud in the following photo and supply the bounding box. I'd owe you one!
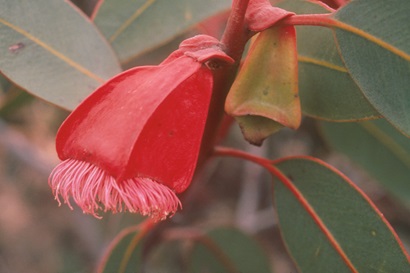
[225,25,301,146]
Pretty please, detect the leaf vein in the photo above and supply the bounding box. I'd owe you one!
[0,17,105,83]
[109,0,157,42]
[298,55,347,72]
[360,121,410,170]
[333,21,410,62]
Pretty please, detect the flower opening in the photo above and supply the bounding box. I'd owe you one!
[50,159,181,220]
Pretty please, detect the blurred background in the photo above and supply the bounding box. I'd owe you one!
[1,0,409,272]
[0,82,408,272]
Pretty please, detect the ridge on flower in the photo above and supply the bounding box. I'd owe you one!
[49,35,234,221]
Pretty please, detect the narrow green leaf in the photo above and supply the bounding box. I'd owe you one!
[145,241,184,273]
[190,227,272,273]
[0,75,34,117]
[0,74,10,93]
[277,0,379,121]
[0,0,121,110]
[98,225,149,273]
[274,158,410,272]
[320,119,410,207]
[93,0,231,64]
[333,0,410,136]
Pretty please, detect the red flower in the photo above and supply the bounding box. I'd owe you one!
[49,35,233,220]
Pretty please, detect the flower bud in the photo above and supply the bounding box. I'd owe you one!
[225,26,301,146]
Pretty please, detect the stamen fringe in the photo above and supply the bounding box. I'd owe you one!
[49,159,182,221]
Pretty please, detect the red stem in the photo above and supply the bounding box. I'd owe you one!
[96,219,155,273]
[221,0,251,62]
[214,146,268,166]
[212,147,360,271]
[163,227,239,273]
[332,0,349,8]
[197,0,251,166]
[280,13,336,27]
[213,147,297,186]
[214,147,410,266]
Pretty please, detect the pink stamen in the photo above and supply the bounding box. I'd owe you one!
[49,159,182,221]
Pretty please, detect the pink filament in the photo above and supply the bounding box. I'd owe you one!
[49,159,182,221]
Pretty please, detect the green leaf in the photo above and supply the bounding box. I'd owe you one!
[0,74,11,93]
[0,0,121,110]
[333,0,410,135]
[190,227,272,273]
[273,158,410,272]
[93,0,231,64]
[277,0,379,121]
[0,75,34,117]
[98,225,148,273]
[145,240,184,273]
[320,119,410,207]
